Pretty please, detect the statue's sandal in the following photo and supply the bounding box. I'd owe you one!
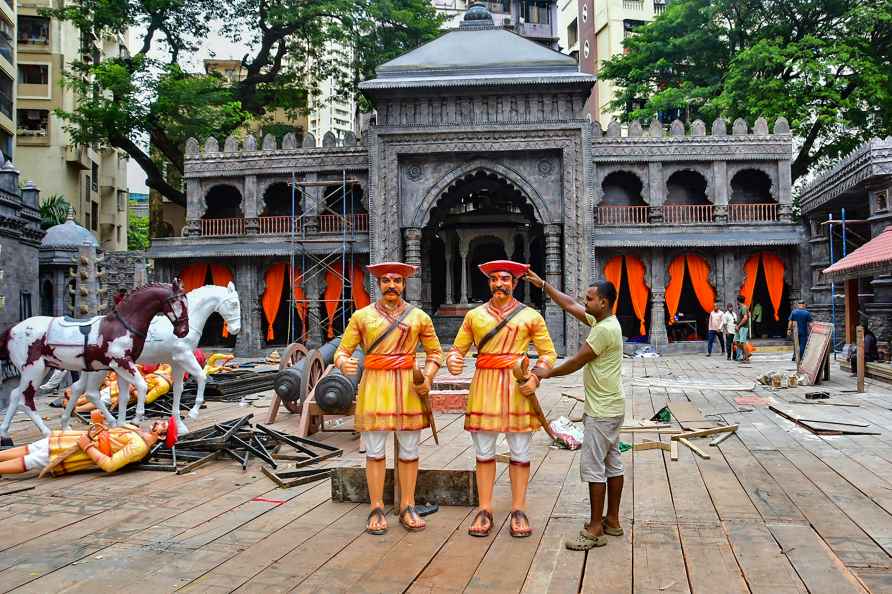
[367,508,387,535]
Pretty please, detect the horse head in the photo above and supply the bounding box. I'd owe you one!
[216,282,242,335]
[161,279,190,338]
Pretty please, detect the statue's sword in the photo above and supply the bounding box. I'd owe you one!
[413,367,439,445]
[513,355,557,441]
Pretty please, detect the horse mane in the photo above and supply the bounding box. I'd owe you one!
[119,282,181,307]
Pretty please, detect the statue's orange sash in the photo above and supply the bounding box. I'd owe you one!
[364,354,416,370]
[475,354,519,369]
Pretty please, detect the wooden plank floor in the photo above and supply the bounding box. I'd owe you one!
[2,352,891,593]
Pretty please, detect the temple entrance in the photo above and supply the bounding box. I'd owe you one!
[741,252,790,338]
[602,254,650,341]
[665,254,715,342]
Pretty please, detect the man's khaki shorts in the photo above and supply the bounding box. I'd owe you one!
[580,414,625,483]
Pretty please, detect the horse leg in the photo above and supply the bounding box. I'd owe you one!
[59,373,87,430]
[168,363,189,435]
[179,355,206,421]
[116,374,131,426]
[113,363,147,423]
[15,365,50,437]
[0,385,21,443]
[84,374,116,426]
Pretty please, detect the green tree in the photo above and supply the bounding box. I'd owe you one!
[47,0,444,207]
[38,194,72,229]
[600,0,892,181]
[128,215,150,250]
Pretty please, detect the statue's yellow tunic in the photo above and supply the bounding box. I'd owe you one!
[335,302,442,432]
[450,300,556,433]
[46,425,150,475]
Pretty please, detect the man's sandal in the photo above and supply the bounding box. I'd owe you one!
[468,509,494,537]
[509,510,532,538]
[602,519,624,536]
[366,508,387,535]
[399,506,426,532]
[565,529,608,551]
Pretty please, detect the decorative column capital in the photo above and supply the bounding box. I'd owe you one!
[714,204,728,224]
[778,203,793,222]
[649,206,664,224]
[403,227,422,265]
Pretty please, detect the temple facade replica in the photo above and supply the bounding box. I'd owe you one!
[150,4,800,356]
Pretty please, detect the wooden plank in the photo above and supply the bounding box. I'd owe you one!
[670,439,679,461]
[678,437,710,459]
[853,568,892,594]
[722,520,808,594]
[633,524,691,594]
[521,517,587,594]
[768,523,869,594]
[672,425,739,441]
[633,441,671,452]
[677,525,749,594]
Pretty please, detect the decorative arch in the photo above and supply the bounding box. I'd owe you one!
[663,164,712,204]
[729,167,776,204]
[203,183,244,219]
[599,170,646,206]
[411,159,553,228]
[596,165,650,205]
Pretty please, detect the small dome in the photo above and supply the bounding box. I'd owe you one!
[41,215,99,249]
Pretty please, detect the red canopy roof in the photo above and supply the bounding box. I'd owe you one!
[822,226,892,281]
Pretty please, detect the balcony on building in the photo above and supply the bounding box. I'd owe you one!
[0,70,12,120]
[17,15,50,48]
[0,18,13,65]
[17,109,49,145]
[18,63,50,98]
[516,0,557,42]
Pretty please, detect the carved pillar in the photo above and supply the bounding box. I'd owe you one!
[544,224,565,353]
[304,272,322,348]
[649,250,668,348]
[244,175,258,233]
[459,240,469,304]
[777,160,793,223]
[444,240,454,305]
[184,179,203,236]
[303,173,320,234]
[647,162,664,224]
[234,258,261,356]
[403,227,422,304]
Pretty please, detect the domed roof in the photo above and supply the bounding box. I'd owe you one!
[41,211,99,249]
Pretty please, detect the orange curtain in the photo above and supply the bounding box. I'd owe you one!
[262,263,286,341]
[292,268,307,339]
[624,255,649,336]
[180,263,208,292]
[351,263,370,309]
[209,264,234,337]
[761,252,785,321]
[324,266,344,339]
[739,254,760,307]
[685,254,715,313]
[665,255,686,323]
[603,256,623,315]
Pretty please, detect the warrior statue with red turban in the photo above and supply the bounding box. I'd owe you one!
[446,260,557,538]
[333,262,443,535]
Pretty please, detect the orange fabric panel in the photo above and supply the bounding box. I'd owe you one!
[739,254,760,307]
[665,255,686,323]
[475,354,520,369]
[262,262,286,341]
[180,263,208,292]
[210,264,234,337]
[324,266,344,339]
[351,263,370,309]
[624,255,650,336]
[364,354,417,369]
[291,268,307,338]
[761,252,785,321]
[685,254,715,313]
[603,256,623,314]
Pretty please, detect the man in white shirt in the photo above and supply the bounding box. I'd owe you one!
[707,304,725,357]
[722,304,737,361]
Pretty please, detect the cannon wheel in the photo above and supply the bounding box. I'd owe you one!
[277,343,310,415]
[299,349,326,407]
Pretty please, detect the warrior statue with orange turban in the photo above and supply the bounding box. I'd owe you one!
[333,262,443,535]
[446,260,557,538]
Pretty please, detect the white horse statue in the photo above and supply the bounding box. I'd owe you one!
[59,283,241,434]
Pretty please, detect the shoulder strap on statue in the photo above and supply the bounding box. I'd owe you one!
[478,303,527,351]
[366,305,415,355]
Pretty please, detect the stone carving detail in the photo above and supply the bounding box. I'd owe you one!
[224,136,239,153]
[732,118,748,135]
[670,120,685,137]
[648,119,663,137]
[591,120,603,138]
[322,131,337,147]
[537,159,554,176]
[712,118,727,136]
[753,117,769,136]
[691,120,706,137]
[282,133,297,149]
[406,164,423,181]
[628,120,643,138]
[185,137,200,157]
[301,133,315,148]
[343,131,356,146]
[204,137,219,154]
[773,117,790,135]
[243,135,257,152]
[607,120,621,138]
[262,134,277,151]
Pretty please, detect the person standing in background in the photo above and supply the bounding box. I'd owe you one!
[707,304,725,357]
[787,300,813,362]
[722,304,737,361]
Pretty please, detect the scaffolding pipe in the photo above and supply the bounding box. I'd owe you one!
[828,212,837,352]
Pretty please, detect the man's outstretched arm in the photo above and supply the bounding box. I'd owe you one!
[534,343,596,380]
[523,270,590,325]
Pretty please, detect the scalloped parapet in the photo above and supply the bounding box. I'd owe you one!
[628,120,643,138]
[223,136,239,153]
[204,137,219,154]
[732,118,748,135]
[753,117,769,136]
[282,133,297,149]
[773,117,790,135]
[262,134,277,151]
[670,119,685,137]
[343,131,356,146]
[322,131,337,147]
[185,137,200,156]
[591,120,603,138]
[301,133,316,148]
[691,120,706,137]
[648,118,663,137]
[712,118,727,136]
[243,134,257,151]
[606,120,621,138]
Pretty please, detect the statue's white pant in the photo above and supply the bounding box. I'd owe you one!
[471,431,531,464]
[363,430,420,461]
[23,438,50,470]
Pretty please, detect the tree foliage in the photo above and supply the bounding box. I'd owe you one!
[127,215,150,251]
[47,0,444,206]
[38,194,72,229]
[600,0,892,181]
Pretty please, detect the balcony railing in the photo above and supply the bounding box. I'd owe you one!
[663,204,715,225]
[728,203,779,223]
[197,213,370,237]
[258,215,299,235]
[200,217,245,237]
[318,213,369,233]
[596,205,649,225]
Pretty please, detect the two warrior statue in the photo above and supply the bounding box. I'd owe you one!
[334,259,554,537]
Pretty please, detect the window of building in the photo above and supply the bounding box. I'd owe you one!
[18,63,49,85]
[488,1,510,13]
[0,18,13,64]
[17,16,50,46]
[0,71,12,119]
[583,40,590,59]
[17,109,48,136]
[116,224,121,244]
[877,190,888,212]
[117,190,126,212]
[654,0,666,15]
[91,200,98,231]
[567,18,578,48]
[0,128,12,161]
[19,290,32,321]
[521,1,551,24]
[91,162,98,191]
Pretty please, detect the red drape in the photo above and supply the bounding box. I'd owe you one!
[603,256,623,315]
[292,268,307,339]
[351,263,370,309]
[625,255,649,336]
[262,263,286,341]
[665,255,686,323]
[209,264,234,337]
[685,254,715,314]
[761,252,785,321]
[180,263,208,293]
[739,254,760,307]
[324,266,344,339]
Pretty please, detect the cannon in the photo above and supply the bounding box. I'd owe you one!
[314,348,365,414]
[272,338,340,415]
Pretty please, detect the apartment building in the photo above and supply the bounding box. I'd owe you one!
[577,0,664,126]
[431,1,560,48]
[306,43,355,145]
[558,0,579,58]
[0,0,15,161]
[15,9,129,251]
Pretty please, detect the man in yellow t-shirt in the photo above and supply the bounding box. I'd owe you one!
[525,271,625,551]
